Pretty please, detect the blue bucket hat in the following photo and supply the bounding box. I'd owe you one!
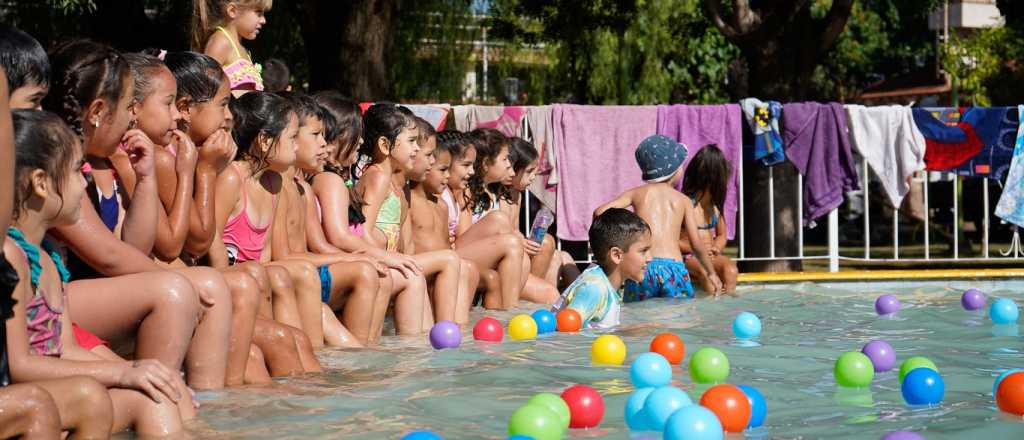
[635,135,688,182]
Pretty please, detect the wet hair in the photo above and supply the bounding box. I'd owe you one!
[230,91,294,176]
[509,137,538,174]
[122,52,169,103]
[11,110,80,220]
[314,91,362,179]
[359,102,413,165]
[412,116,436,146]
[42,40,130,136]
[682,144,731,215]
[0,24,50,90]
[436,130,471,160]
[162,51,226,103]
[191,0,273,50]
[261,58,289,92]
[466,127,512,214]
[589,208,650,268]
[278,91,330,127]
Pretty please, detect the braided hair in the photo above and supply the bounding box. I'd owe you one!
[42,40,130,137]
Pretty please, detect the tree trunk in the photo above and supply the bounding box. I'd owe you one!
[300,0,398,100]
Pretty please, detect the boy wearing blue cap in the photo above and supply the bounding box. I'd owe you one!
[595,135,723,299]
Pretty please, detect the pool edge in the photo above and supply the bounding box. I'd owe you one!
[738,268,1024,283]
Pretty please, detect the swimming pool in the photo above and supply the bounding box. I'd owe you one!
[189,279,1024,439]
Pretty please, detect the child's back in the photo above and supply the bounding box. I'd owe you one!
[627,183,690,261]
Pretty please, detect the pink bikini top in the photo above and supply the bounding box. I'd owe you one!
[217,27,264,91]
[10,242,64,357]
[221,164,277,262]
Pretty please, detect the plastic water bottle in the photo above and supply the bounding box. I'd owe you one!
[530,207,554,243]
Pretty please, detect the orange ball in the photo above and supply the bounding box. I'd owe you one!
[556,309,582,332]
[700,384,751,433]
[649,333,685,364]
[997,371,1024,416]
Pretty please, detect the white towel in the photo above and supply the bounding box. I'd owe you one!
[844,105,926,207]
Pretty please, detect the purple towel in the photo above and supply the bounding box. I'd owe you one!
[553,105,658,240]
[656,104,742,240]
[783,102,860,226]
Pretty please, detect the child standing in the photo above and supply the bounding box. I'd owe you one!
[193,0,269,92]
[680,145,739,293]
[554,208,652,328]
[595,135,723,298]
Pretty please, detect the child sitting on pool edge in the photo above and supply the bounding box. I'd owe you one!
[552,208,651,329]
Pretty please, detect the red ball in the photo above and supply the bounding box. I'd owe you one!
[649,333,685,365]
[472,317,503,342]
[700,384,751,433]
[556,309,582,332]
[997,371,1024,416]
[560,384,604,429]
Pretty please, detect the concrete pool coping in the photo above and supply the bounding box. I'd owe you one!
[738,268,1024,283]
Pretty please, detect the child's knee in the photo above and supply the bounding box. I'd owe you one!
[292,261,320,285]
[70,377,114,422]
[227,273,260,313]
[267,266,293,290]
[498,233,523,253]
[240,262,271,292]
[188,267,233,304]
[153,272,201,317]
[248,343,265,364]
[722,261,739,281]
[350,262,380,289]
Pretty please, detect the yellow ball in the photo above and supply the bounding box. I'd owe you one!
[591,334,627,365]
[509,314,538,341]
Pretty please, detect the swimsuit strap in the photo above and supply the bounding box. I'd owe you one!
[216,26,245,59]
[689,193,718,230]
[230,163,249,210]
[6,228,70,287]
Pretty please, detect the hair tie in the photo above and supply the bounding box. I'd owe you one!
[158,50,167,61]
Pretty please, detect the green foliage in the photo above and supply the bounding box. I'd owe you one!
[942,25,1019,106]
[392,0,478,102]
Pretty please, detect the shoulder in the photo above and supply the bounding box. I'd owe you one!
[2,240,28,279]
[360,170,391,194]
[216,163,243,189]
[312,171,345,191]
[204,34,234,65]
[154,148,176,171]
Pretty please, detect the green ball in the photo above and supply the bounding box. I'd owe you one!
[898,356,938,383]
[527,393,570,432]
[835,351,874,388]
[508,404,562,440]
[689,347,730,384]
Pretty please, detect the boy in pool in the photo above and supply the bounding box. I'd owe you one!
[552,208,652,328]
[595,135,723,298]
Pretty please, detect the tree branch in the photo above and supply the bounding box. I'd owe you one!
[703,0,740,39]
[818,0,855,54]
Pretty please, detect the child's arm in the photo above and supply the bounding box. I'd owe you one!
[118,129,160,255]
[594,190,634,218]
[185,130,234,256]
[50,195,163,276]
[401,210,414,254]
[357,170,392,249]
[712,207,727,255]
[303,183,343,255]
[203,32,234,66]
[209,163,243,269]
[151,133,197,261]
[681,199,723,294]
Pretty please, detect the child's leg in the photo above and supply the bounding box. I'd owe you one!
[0,384,61,439]
[326,261,382,345]
[29,377,112,439]
[411,250,463,323]
[481,269,501,309]
[286,325,323,372]
[232,262,274,319]
[174,266,233,390]
[245,344,273,384]
[108,388,183,437]
[322,303,362,348]
[265,266,302,327]
[521,274,559,304]
[458,259,480,323]
[556,251,581,290]
[66,272,199,374]
[221,271,260,387]
[252,319,304,376]
[388,271,433,335]
[268,260,324,348]
[458,211,516,241]
[530,233,557,279]
[683,256,714,294]
[455,233,525,309]
[713,255,739,293]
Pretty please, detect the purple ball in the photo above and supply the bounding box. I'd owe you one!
[880,431,925,440]
[861,340,896,372]
[961,288,987,311]
[429,320,461,349]
[875,294,901,315]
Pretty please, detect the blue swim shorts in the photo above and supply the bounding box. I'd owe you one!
[623,257,694,302]
[318,265,332,303]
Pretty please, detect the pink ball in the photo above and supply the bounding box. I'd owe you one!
[472,317,503,342]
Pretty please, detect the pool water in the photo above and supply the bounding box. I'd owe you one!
[189,280,1024,439]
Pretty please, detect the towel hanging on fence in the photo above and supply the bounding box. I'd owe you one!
[552,104,658,241]
[995,105,1024,228]
[740,98,785,166]
[783,102,860,227]
[844,105,926,208]
[655,104,742,240]
[912,107,1015,177]
[452,105,526,136]
[524,106,559,210]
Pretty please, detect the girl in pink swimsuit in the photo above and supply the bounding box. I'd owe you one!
[193,0,271,92]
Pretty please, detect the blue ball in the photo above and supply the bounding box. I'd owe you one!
[531,309,557,334]
[507,436,534,440]
[630,352,673,388]
[994,369,1024,396]
[738,384,767,428]
[901,368,945,405]
[625,387,655,431]
[642,386,693,431]
[733,312,762,339]
[402,431,442,440]
[990,298,1019,324]
[664,405,724,440]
